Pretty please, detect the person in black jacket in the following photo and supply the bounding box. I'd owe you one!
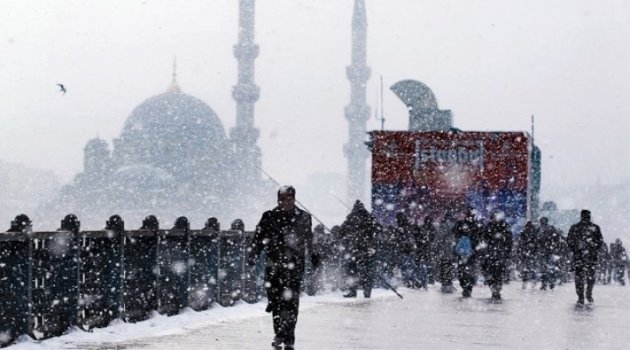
[518,221,538,289]
[434,213,457,293]
[480,212,513,301]
[395,212,418,288]
[452,209,481,298]
[415,216,436,289]
[610,239,628,286]
[537,217,562,290]
[567,210,603,306]
[248,186,319,350]
[340,200,380,298]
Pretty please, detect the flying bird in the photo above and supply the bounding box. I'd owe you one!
[57,83,67,95]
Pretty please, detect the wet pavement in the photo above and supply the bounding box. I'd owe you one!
[23,282,630,350]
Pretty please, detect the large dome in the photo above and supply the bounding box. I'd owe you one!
[121,90,227,147]
[112,90,231,174]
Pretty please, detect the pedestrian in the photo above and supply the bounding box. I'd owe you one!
[247,186,320,350]
[518,221,538,289]
[480,211,513,301]
[537,217,562,290]
[340,200,380,298]
[609,239,628,285]
[567,209,603,307]
[596,243,610,284]
[395,212,418,288]
[452,209,481,298]
[415,216,436,289]
[434,212,457,293]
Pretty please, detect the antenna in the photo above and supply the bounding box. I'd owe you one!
[376,75,385,130]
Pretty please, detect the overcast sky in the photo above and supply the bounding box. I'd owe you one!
[1,0,629,207]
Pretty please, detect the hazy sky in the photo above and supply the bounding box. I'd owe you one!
[1,0,629,205]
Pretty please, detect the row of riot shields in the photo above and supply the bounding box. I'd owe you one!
[0,215,266,348]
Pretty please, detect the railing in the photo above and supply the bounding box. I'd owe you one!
[0,214,265,347]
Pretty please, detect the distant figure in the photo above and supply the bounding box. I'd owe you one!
[434,213,457,293]
[57,83,67,95]
[248,186,319,350]
[537,217,562,290]
[480,212,513,302]
[340,200,380,298]
[452,209,481,298]
[567,210,603,306]
[415,216,436,289]
[395,212,418,288]
[518,221,538,289]
[609,239,628,286]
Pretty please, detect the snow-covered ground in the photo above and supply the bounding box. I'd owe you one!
[7,282,630,349]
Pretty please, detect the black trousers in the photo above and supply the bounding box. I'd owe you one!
[438,258,454,286]
[574,264,596,301]
[266,268,302,346]
[484,262,506,297]
[458,260,476,296]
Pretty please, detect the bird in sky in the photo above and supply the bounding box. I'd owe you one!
[57,83,67,95]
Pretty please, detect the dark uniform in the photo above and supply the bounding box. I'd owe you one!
[480,215,513,300]
[567,210,603,305]
[248,186,318,350]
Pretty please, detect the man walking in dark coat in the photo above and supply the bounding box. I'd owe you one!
[248,186,319,350]
[537,217,562,290]
[434,213,457,293]
[518,221,538,289]
[452,209,481,298]
[567,209,603,306]
[415,216,436,289]
[480,212,513,301]
[609,239,628,285]
[340,200,379,298]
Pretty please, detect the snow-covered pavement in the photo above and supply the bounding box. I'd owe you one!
[9,282,630,350]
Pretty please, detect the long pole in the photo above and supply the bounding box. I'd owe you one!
[255,164,333,233]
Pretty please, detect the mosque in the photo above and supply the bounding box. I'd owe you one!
[42,0,268,228]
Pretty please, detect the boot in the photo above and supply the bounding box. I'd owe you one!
[343,289,357,298]
[271,337,283,350]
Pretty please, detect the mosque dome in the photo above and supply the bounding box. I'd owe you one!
[111,87,231,176]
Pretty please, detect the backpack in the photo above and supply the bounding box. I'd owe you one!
[455,235,473,263]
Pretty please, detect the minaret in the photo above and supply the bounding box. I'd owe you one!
[231,0,262,191]
[345,0,371,203]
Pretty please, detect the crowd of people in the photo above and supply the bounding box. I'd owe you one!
[248,186,626,350]
[306,203,628,305]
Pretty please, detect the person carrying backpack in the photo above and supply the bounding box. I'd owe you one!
[452,209,481,298]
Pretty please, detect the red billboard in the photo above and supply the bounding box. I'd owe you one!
[370,131,532,230]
